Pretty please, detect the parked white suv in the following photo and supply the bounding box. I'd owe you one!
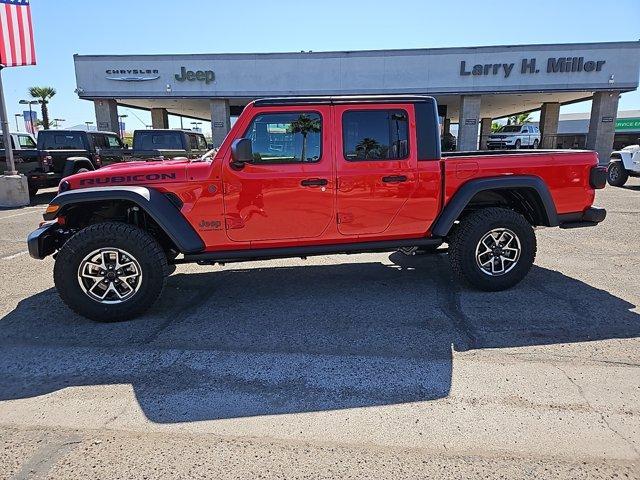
[486,124,540,150]
[607,143,640,187]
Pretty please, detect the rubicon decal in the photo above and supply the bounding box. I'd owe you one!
[79,173,176,185]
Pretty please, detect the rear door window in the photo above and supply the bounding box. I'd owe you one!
[105,135,122,148]
[91,133,108,149]
[188,134,198,150]
[342,109,409,160]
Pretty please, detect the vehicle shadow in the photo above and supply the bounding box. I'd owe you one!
[0,253,638,423]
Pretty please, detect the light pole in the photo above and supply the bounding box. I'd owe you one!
[191,121,202,132]
[19,99,39,133]
[85,121,94,131]
[118,114,128,137]
[53,118,65,129]
[14,113,22,132]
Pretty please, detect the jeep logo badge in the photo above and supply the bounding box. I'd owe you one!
[174,66,215,84]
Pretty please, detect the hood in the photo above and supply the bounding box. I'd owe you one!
[64,159,190,190]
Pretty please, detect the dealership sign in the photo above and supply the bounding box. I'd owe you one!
[105,68,160,81]
[174,66,215,84]
[460,57,606,78]
[616,118,640,131]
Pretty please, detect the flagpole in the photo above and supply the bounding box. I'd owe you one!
[0,66,17,175]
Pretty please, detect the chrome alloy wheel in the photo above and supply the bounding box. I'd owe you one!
[77,248,142,304]
[475,228,521,276]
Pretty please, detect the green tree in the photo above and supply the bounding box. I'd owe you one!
[289,114,321,161]
[28,86,56,129]
[491,122,503,132]
[355,137,382,159]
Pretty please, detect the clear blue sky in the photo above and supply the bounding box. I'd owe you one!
[3,0,640,133]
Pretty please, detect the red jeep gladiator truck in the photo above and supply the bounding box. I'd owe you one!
[27,96,607,321]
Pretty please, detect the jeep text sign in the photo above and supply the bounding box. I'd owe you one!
[460,57,606,78]
[175,66,215,84]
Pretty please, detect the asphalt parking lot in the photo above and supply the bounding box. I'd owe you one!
[0,180,639,479]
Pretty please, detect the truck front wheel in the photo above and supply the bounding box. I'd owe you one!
[53,222,168,322]
[448,208,536,291]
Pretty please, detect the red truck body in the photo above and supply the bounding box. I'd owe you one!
[63,100,598,251]
[29,96,607,321]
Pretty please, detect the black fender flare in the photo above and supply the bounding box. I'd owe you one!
[43,186,205,254]
[430,175,559,237]
[61,157,95,178]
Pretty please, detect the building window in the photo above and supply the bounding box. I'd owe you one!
[244,112,322,163]
[343,109,409,161]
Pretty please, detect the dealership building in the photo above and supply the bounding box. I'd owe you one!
[73,41,640,161]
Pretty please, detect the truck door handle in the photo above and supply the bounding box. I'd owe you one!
[301,178,328,187]
[382,175,407,183]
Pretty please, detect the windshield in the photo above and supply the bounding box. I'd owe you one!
[498,126,524,133]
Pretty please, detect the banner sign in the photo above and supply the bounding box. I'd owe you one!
[23,109,36,133]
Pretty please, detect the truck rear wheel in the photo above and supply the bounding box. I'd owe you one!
[448,207,536,291]
[53,222,168,322]
[607,161,628,187]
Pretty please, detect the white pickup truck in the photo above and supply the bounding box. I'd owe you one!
[486,124,540,150]
[607,144,640,187]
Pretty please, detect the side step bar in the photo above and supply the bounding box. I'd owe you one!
[175,237,443,265]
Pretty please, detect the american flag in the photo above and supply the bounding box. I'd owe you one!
[0,0,35,67]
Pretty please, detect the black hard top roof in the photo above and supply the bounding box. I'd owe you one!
[253,95,436,106]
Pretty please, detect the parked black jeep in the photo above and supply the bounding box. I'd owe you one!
[29,130,128,196]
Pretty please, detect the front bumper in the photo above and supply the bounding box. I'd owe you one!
[27,222,60,259]
[558,207,607,229]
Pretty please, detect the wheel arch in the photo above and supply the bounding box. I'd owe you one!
[61,157,95,178]
[430,176,559,237]
[44,186,205,254]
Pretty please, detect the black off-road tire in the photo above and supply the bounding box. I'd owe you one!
[607,161,628,187]
[447,208,536,291]
[54,222,168,322]
[514,139,521,150]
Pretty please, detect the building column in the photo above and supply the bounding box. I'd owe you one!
[457,95,481,151]
[94,99,119,133]
[479,117,492,150]
[586,91,620,165]
[210,99,231,148]
[539,102,560,149]
[151,108,169,129]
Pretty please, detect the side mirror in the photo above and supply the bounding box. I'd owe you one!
[230,138,253,169]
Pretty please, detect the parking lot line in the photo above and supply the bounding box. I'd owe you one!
[0,208,43,221]
[0,251,27,260]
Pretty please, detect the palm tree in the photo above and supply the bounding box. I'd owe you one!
[507,113,532,126]
[355,137,381,159]
[289,114,321,161]
[28,86,56,129]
